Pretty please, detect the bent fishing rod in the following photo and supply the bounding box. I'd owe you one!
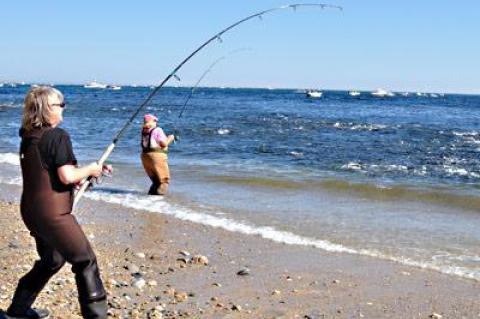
[73,3,342,210]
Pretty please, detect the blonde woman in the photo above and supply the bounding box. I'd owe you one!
[6,87,111,319]
[140,114,175,195]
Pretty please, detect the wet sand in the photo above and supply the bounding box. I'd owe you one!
[0,197,479,318]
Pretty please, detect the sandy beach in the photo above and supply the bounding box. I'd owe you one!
[0,195,478,319]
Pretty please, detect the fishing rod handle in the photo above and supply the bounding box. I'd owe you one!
[72,142,116,212]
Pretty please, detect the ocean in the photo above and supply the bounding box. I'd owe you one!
[1,84,479,281]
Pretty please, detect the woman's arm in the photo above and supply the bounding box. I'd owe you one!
[57,162,107,185]
[159,135,175,148]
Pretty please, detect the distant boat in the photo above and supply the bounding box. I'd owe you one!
[108,85,122,91]
[349,91,361,97]
[371,88,393,97]
[84,80,107,89]
[429,93,439,98]
[0,83,3,88]
[306,90,322,98]
[416,92,425,97]
[400,92,410,97]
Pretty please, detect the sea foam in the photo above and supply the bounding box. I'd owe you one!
[84,189,480,282]
[0,153,20,166]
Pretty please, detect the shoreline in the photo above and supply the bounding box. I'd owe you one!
[0,196,479,318]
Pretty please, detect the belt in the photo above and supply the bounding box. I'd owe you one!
[143,148,168,154]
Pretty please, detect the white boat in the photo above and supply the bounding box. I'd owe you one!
[306,90,322,98]
[429,93,439,98]
[84,80,107,89]
[0,83,3,88]
[371,88,392,97]
[349,91,361,97]
[400,92,410,97]
[108,85,122,91]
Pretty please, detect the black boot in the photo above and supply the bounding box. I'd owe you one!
[79,299,107,319]
[6,289,43,319]
[4,308,50,319]
[148,182,161,195]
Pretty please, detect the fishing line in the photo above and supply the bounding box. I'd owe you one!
[171,47,252,140]
[73,3,343,210]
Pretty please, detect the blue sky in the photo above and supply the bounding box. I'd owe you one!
[1,1,479,93]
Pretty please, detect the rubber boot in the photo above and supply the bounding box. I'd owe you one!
[148,182,159,195]
[7,285,41,318]
[5,307,50,319]
[79,299,107,319]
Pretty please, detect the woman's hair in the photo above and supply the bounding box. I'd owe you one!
[22,86,63,131]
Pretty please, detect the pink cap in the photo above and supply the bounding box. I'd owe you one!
[143,114,158,122]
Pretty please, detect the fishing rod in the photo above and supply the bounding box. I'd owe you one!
[172,47,252,139]
[73,3,342,210]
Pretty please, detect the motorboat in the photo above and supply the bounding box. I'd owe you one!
[306,90,322,98]
[349,91,361,97]
[84,80,107,89]
[371,88,393,97]
[108,85,122,91]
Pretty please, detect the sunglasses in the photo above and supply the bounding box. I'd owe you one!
[51,102,66,108]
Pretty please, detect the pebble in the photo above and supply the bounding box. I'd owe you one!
[192,254,209,265]
[132,277,146,289]
[179,250,191,256]
[232,304,242,311]
[174,291,188,303]
[237,267,250,276]
[135,252,146,259]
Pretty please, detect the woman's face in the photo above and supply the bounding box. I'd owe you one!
[48,95,65,127]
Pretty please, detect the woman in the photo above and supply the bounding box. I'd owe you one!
[140,114,175,195]
[6,87,111,319]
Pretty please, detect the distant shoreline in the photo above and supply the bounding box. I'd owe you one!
[1,82,478,96]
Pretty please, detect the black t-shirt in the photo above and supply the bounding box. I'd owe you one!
[38,127,77,170]
[19,127,77,192]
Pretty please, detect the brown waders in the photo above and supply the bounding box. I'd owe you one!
[7,128,107,319]
[141,151,170,195]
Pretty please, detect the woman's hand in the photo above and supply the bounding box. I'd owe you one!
[88,163,113,178]
[102,164,113,177]
[87,162,103,178]
[58,162,113,186]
